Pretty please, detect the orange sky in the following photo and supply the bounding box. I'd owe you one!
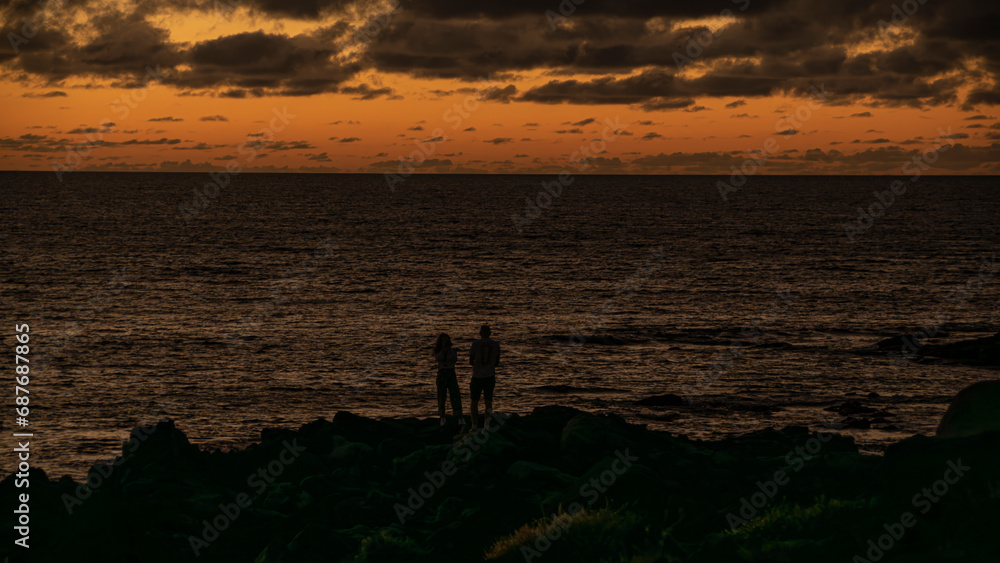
[2,0,998,174]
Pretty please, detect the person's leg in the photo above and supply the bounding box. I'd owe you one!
[436,371,447,418]
[470,378,481,429]
[448,372,463,418]
[484,376,495,417]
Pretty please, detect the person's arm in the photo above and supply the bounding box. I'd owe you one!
[469,344,476,366]
[494,344,501,367]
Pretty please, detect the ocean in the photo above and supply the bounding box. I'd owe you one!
[1,172,997,479]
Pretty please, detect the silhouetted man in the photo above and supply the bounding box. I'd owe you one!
[469,324,501,430]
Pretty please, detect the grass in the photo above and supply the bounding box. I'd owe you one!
[485,506,644,563]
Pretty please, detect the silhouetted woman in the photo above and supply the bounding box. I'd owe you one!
[433,333,464,426]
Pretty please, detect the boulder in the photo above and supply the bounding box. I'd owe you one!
[824,400,878,416]
[505,461,574,487]
[920,332,1000,366]
[837,416,872,429]
[936,380,1000,438]
[531,405,584,419]
[560,413,633,460]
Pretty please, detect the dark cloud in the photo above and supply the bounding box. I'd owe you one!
[369,157,454,172]
[966,89,1000,106]
[339,84,395,99]
[484,137,513,144]
[175,30,358,95]
[3,12,182,83]
[149,116,183,122]
[21,90,67,98]
[212,0,794,21]
[522,70,678,106]
[240,0,351,19]
[199,115,229,121]
[631,151,746,171]
[481,84,517,103]
[265,140,316,150]
[0,0,997,112]
[113,138,182,146]
[172,142,228,150]
[800,143,1000,172]
[219,88,263,98]
[369,0,996,108]
[520,65,783,110]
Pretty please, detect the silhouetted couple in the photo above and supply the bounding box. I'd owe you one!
[433,325,501,430]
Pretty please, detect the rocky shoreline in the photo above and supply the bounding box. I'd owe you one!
[3,383,999,562]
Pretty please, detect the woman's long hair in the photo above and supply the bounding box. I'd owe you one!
[433,333,452,356]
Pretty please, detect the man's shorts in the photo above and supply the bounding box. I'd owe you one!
[470,376,496,402]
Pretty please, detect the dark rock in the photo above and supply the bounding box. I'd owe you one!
[634,393,686,407]
[505,461,575,486]
[882,431,1000,510]
[637,412,680,422]
[837,416,872,429]
[559,413,634,461]
[530,405,585,420]
[9,404,999,562]
[919,332,1000,366]
[937,379,1000,438]
[824,400,878,416]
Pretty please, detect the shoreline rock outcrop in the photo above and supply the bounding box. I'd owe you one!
[2,388,998,562]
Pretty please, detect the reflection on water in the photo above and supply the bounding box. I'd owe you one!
[1,172,996,478]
